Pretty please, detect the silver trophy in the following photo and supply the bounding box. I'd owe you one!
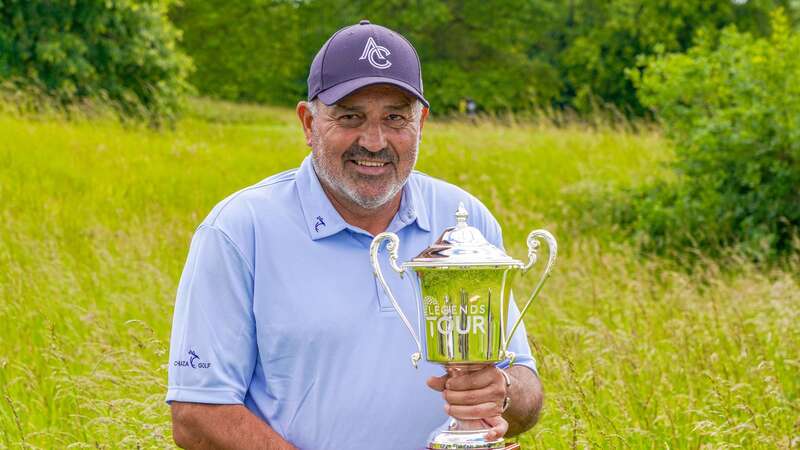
[370,203,557,449]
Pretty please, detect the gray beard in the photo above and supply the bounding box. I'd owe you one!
[310,142,417,210]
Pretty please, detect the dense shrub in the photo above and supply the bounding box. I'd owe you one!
[624,10,800,258]
[560,0,790,114]
[167,0,307,106]
[170,0,794,115]
[0,0,192,122]
[170,0,563,113]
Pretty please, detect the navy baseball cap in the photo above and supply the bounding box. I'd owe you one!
[307,20,429,107]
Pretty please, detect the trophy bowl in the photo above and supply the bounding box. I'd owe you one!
[370,203,557,449]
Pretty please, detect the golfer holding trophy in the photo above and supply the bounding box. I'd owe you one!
[371,204,556,449]
[168,19,555,450]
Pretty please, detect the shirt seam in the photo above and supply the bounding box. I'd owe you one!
[167,386,244,393]
[198,224,256,279]
[208,170,297,225]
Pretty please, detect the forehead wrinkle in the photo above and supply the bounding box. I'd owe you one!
[335,86,414,111]
[386,103,412,112]
[332,102,412,114]
[330,104,363,113]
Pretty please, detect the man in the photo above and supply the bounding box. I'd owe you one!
[167,20,543,449]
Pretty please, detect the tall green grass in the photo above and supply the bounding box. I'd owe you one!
[0,100,797,448]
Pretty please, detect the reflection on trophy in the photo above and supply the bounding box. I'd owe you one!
[370,203,557,450]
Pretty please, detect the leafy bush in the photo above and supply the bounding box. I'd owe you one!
[171,0,564,113]
[560,0,791,114]
[0,0,192,122]
[625,9,800,258]
[167,0,307,106]
[170,0,794,115]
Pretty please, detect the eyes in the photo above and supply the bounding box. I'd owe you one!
[335,113,410,128]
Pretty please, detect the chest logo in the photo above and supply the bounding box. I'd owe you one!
[359,37,392,69]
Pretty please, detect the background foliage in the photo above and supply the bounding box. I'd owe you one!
[1,100,797,448]
[0,0,191,122]
[170,0,797,114]
[0,2,799,447]
[621,10,800,258]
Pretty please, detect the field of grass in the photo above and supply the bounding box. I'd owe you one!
[0,99,797,448]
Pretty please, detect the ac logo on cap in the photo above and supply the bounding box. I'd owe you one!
[359,37,391,69]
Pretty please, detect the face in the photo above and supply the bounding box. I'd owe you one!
[298,84,428,210]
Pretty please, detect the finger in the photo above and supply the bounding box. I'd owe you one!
[426,375,448,392]
[445,366,503,392]
[445,401,503,420]
[444,381,506,406]
[482,415,509,441]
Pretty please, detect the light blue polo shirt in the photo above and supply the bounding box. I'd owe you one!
[167,156,537,450]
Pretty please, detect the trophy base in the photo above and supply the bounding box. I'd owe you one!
[427,429,506,449]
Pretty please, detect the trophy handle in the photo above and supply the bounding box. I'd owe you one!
[370,232,423,368]
[502,230,557,358]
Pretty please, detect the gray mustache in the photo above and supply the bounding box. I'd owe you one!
[342,145,396,164]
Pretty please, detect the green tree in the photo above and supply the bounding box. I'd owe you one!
[170,0,796,115]
[171,0,564,113]
[625,9,800,257]
[169,0,307,105]
[0,0,191,122]
[560,0,792,114]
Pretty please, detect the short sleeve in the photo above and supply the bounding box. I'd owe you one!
[166,225,257,404]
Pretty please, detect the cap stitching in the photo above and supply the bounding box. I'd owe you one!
[395,32,423,91]
[319,26,351,95]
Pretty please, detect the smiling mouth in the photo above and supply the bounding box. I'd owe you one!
[353,160,389,167]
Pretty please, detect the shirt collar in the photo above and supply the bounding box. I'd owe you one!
[394,171,430,233]
[295,156,430,241]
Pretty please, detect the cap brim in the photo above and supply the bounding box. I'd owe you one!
[316,76,429,108]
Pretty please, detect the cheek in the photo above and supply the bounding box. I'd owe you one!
[392,133,420,162]
[321,127,359,149]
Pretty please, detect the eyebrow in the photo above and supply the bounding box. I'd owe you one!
[330,105,363,113]
[331,103,412,113]
[385,103,413,111]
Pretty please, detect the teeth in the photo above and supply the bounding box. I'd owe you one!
[355,160,386,167]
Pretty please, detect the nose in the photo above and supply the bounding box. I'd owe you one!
[358,119,387,152]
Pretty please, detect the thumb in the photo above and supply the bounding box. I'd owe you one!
[482,415,509,441]
[426,374,448,392]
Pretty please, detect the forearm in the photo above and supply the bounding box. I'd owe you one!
[502,365,543,437]
[171,402,296,450]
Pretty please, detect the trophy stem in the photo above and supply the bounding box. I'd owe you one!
[427,364,506,450]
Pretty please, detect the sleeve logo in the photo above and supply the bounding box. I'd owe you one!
[174,349,212,369]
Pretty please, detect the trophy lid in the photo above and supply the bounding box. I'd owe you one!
[404,203,524,268]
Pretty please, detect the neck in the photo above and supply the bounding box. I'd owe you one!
[318,181,402,236]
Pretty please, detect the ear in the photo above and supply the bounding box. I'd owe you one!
[296,101,315,147]
[418,106,430,139]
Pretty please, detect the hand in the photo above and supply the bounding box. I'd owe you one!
[426,365,510,441]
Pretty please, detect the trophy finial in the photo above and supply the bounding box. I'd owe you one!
[455,202,468,228]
